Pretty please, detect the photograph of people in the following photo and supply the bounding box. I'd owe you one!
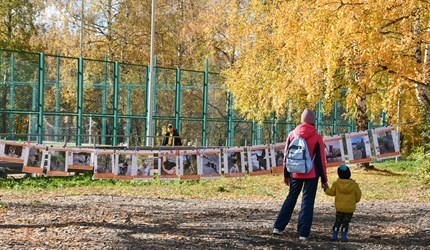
[351,136,367,160]
[182,154,198,175]
[50,151,66,171]
[377,131,395,155]
[73,152,91,166]
[97,154,113,173]
[202,154,220,175]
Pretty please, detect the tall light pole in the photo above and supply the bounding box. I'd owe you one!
[79,0,84,58]
[146,0,156,146]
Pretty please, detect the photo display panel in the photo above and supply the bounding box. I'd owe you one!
[134,150,154,181]
[0,141,27,164]
[114,150,134,180]
[93,150,115,179]
[179,150,200,180]
[323,135,346,167]
[47,147,69,176]
[270,142,286,174]
[158,150,179,180]
[198,149,222,179]
[23,144,47,174]
[68,149,94,171]
[223,147,246,178]
[345,131,372,164]
[247,145,271,176]
[371,126,401,160]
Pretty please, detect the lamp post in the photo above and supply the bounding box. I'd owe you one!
[146,0,156,146]
[80,0,84,58]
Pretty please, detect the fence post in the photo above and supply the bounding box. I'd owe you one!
[286,101,292,134]
[333,101,338,135]
[101,55,108,145]
[8,54,15,139]
[175,67,181,131]
[251,120,256,145]
[316,101,322,134]
[227,92,234,147]
[381,111,387,126]
[55,55,61,142]
[37,53,45,144]
[126,84,132,145]
[112,61,119,146]
[202,58,209,147]
[144,65,149,146]
[272,112,278,143]
[257,123,262,145]
[76,57,84,146]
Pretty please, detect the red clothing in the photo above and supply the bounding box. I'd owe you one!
[284,123,328,182]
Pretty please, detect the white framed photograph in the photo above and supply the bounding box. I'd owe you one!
[270,142,286,175]
[371,126,401,160]
[158,150,178,180]
[345,131,372,164]
[0,141,27,164]
[23,144,46,174]
[114,150,134,180]
[47,147,69,176]
[179,150,200,180]
[134,151,154,181]
[68,149,94,171]
[93,150,115,179]
[323,135,346,167]
[223,147,246,178]
[198,149,222,179]
[247,145,270,176]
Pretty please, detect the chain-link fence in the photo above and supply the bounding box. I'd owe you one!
[0,49,387,147]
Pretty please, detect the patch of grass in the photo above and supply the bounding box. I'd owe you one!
[216,185,228,192]
[372,159,417,174]
[0,161,428,203]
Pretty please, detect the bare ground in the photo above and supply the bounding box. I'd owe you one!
[0,194,429,249]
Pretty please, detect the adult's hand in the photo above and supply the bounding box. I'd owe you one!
[284,177,290,186]
[322,182,329,189]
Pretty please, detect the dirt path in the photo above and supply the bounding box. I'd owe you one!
[0,195,429,249]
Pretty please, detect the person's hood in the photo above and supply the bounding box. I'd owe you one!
[294,123,317,139]
[336,179,357,194]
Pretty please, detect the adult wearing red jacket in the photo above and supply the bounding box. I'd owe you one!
[273,109,328,241]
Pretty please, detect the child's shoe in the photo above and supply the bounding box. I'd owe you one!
[341,227,348,241]
[331,227,339,241]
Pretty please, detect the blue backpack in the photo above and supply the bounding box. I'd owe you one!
[286,132,314,174]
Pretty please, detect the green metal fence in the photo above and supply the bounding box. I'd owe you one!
[0,49,387,147]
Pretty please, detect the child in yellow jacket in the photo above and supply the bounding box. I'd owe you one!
[324,164,361,241]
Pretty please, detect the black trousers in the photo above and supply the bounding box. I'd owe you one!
[333,211,353,230]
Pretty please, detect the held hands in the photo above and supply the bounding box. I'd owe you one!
[284,177,290,186]
[322,182,329,190]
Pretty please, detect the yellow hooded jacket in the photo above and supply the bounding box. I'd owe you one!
[325,179,362,213]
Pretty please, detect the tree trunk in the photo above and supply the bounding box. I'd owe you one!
[355,87,373,170]
[413,12,430,120]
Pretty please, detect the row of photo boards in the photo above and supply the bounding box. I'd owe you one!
[0,126,400,180]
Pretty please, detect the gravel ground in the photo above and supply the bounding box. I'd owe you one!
[0,194,429,249]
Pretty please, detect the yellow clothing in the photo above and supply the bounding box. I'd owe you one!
[167,132,173,146]
[324,178,361,213]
